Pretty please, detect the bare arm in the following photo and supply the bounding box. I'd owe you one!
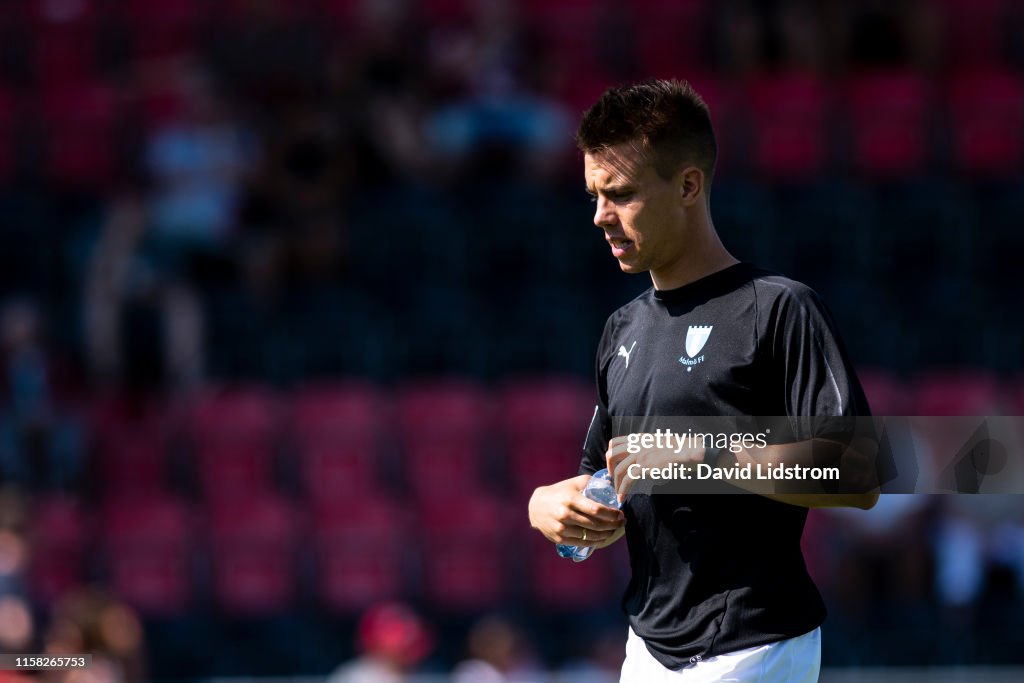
[723,436,879,509]
[528,474,626,548]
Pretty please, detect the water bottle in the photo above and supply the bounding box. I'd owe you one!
[556,468,622,562]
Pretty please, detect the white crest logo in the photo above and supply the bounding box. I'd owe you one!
[684,325,713,358]
[617,341,637,367]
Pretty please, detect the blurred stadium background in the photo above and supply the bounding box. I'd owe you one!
[0,0,1023,681]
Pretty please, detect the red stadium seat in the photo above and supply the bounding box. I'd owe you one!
[396,379,491,498]
[94,431,171,498]
[89,393,175,497]
[525,531,611,610]
[298,439,379,504]
[419,494,509,611]
[291,382,386,500]
[292,382,384,442]
[498,376,594,448]
[27,496,90,603]
[32,28,99,86]
[122,0,205,60]
[396,379,490,440]
[745,72,831,181]
[523,0,609,111]
[39,79,121,189]
[857,368,911,416]
[311,498,410,614]
[207,494,300,615]
[947,69,1024,177]
[630,0,709,78]
[27,0,101,86]
[939,0,1006,67]
[506,439,583,503]
[404,439,482,501]
[102,495,195,617]
[189,384,279,444]
[844,71,931,180]
[195,439,275,501]
[498,377,594,497]
[420,0,470,23]
[914,370,1002,416]
[684,72,738,175]
[188,385,280,499]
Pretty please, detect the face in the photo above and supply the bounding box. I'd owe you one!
[584,142,693,282]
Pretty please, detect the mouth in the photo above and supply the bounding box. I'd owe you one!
[608,238,635,258]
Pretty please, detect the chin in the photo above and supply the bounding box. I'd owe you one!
[617,261,646,274]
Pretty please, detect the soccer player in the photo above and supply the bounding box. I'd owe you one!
[527,80,879,682]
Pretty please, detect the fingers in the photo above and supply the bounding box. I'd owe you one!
[562,503,624,531]
[528,476,625,547]
[549,521,621,546]
[563,473,622,523]
[606,437,636,495]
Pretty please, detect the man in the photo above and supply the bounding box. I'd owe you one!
[527,80,879,682]
[327,602,433,683]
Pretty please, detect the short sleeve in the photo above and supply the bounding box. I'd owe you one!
[579,316,615,475]
[766,282,872,441]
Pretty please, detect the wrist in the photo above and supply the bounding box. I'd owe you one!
[703,445,723,468]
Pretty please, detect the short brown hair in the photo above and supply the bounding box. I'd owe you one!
[576,79,717,183]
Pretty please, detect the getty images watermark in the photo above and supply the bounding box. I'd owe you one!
[607,416,1024,495]
[624,428,840,482]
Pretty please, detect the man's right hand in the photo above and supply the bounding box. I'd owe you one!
[528,474,626,547]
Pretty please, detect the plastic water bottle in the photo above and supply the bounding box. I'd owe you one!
[556,468,622,562]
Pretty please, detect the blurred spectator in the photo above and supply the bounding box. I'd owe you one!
[822,496,935,623]
[0,0,1020,677]
[0,594,34,653]
[935,496,1024,611]
[0,487,30,597]
[239,106,349,288]
[327,602,433,683]
[83,194,202,391]
[42,587,145,683]
[425,0,571,180]
[208,0,329,112]
[451,616,543,683]
[0,490,35,683]
[0,300,83,491]
[775,1,827,72]
[325,0,433,184]
[144,60,252,275]
[846,2,911,68]
[715,0,764,76]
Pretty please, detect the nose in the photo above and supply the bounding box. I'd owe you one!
[593,195,617,229]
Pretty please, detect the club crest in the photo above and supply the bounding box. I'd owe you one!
[684,325,713,358]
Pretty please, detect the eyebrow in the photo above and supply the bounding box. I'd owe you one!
[586,184,632,195]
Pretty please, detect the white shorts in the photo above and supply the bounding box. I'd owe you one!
[620,626,821,683]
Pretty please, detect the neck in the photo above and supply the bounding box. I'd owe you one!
[650,218,738,290]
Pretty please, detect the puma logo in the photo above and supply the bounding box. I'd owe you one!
[617,341,637,367]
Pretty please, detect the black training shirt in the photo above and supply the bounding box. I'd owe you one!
[579,263,870,669]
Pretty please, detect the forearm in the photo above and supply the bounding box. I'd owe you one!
[720,436,879,509]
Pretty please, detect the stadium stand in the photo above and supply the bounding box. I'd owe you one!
[1,0,1022,678]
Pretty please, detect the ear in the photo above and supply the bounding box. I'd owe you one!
[678,167,704,207]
